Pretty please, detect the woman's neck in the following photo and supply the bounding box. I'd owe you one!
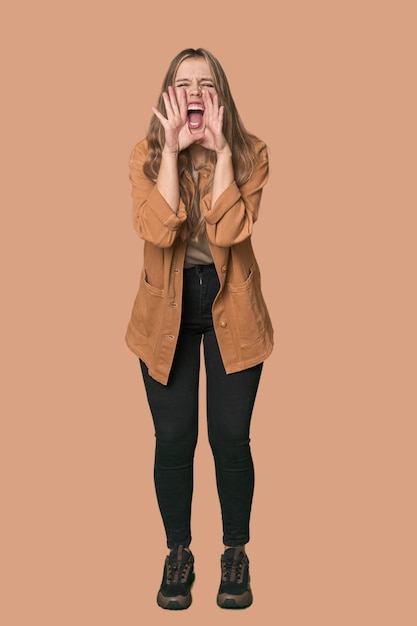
[189,144,209,168]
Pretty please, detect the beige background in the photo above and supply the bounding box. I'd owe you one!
[1,1,416,624]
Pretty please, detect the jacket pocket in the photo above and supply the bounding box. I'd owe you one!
[132,270,165,349]
[226,266,265,348]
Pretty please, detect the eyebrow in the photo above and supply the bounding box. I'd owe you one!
[174,77,214,83]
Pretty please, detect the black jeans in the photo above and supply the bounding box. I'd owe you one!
[140,264,263,549]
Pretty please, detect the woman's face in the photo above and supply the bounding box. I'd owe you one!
[174,57,217,130]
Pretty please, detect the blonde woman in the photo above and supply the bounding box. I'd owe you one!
[126,48,273,610]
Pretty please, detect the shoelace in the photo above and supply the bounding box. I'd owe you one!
[221,549,245,583]
[166,545,191,584]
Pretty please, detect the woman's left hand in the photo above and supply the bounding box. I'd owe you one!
[199,91,230,154]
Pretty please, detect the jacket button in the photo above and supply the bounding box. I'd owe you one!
[220,320,227,328]
[221,265,227,273]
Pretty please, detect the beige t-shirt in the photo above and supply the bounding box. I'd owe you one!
[184,166,214,268]
[184,236,213,268]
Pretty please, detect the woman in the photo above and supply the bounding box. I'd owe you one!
[126,48,273,610]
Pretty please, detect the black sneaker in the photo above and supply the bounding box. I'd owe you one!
[157,545,195,610]
[217,546,253,609]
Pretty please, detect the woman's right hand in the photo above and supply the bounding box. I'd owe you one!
[152,86,204,154]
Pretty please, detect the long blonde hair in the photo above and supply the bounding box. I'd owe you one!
[144,48,260,239]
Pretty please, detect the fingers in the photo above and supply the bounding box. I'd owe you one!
[203,92,223,125]
[203,90,214,119]
[163,87,179,118]
[218,103,225,126]
[175,87,188,117]
[152,87,187,124]
[164,86,188,120]
[151,105,167,126]
[203,92,225,140]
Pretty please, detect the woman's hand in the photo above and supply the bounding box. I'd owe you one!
[152,86,205,153]
[198,91,231,155]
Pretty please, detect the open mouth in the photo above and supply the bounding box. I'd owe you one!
[187,103,204,129]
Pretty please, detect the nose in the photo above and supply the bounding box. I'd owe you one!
[189,79,202,96]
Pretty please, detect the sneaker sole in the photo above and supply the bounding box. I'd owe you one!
[217,589,253,609]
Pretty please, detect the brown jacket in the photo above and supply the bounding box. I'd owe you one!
[125,138,274,385]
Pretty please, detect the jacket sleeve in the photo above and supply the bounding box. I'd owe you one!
[201,141,269,248]
[129,140,187,247]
